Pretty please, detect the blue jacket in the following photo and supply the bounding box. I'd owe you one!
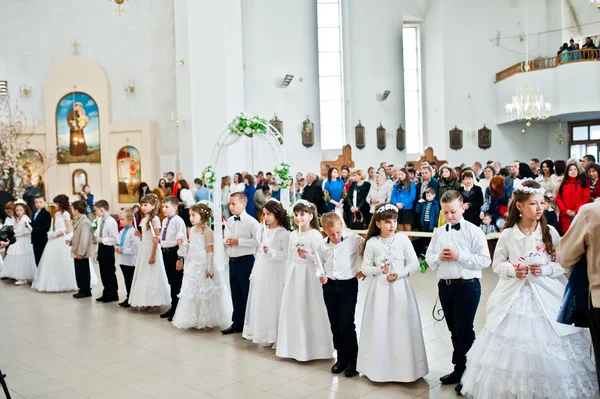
[244,185,257,220]
[415,178,440,202]
[417,199,441,232]
[390,181,416,210]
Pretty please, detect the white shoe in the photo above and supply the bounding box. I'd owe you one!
[15,280,27,286]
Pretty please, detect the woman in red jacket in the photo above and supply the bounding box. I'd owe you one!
[556,163,590,234]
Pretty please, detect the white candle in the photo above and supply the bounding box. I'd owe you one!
[133,214,137,230]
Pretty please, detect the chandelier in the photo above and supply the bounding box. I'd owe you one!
[505,0,551,127]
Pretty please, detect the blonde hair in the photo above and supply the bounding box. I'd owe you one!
[352,169,365,180]
[320,212,343,228]
[120,208,135,224]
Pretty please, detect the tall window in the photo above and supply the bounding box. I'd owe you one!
[569,121,600,162]
[403,26,422,154]
[317,0,345,150]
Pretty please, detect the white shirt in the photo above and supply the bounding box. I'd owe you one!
[224,211,259,257]
[95,215,118,246]
[180,188,195,209]
[362,234,419,277]
[426,219,491,279]
[230,183,245,194]
[366,184,392,213]
[117,227,140,266]
[159,215,187,248]
[315,233,364,280]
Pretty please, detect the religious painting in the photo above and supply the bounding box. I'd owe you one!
[376,124,386,150]
[396,125,406,151]
[14,149,45,199]
[302,117,314,148]
[478,125,492,149]
[117,146,142,203]
[449,126,463,150]
[56,92,101,163]
[72,169,88,195]
[270,115,283,145]
[355,121,365,150]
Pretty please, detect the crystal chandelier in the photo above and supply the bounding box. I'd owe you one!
[505,0,551,127]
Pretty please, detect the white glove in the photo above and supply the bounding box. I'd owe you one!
[266,247,275,259]
[396,269,410,279]
[206,252,214,275]
[541,265,552,276]
[47,231,57,240]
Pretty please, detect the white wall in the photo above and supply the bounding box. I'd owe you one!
[0,0,177,177]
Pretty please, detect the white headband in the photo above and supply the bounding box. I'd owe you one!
[293,199,314,208]
[513,178,546,195]
[376,204,398,214]
[14,199,26,206]
[266,198,280,204]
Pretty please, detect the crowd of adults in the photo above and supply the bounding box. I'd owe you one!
[557,37,600,62]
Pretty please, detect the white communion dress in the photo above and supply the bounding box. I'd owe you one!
[461,225,598,399]
[128,216,171,307]
[0,216,36,281]
[32,210,97,292]
[357,234,428,382]
[276,228,334,361]
[172,227,232,329]
[243,225,290,345]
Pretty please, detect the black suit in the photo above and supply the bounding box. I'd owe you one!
[30,208,51,266]
[302,180,327,215]
[23,186,41,214]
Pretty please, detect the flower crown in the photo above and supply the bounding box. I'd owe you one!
[513,178,546,195]
[14,199,26,206]
[376,204,398,214]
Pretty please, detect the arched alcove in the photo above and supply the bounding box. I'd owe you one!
[117,146,142,203]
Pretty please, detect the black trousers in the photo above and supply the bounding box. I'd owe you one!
[322,278,359,367]
[120,265,135,300]
[438,279,481,372]
[162,246,181,311]
[229,254,254,330]
[32,238,47,266]
[98,244,118,299]
[588,308,600,384]
[74,257,91,295]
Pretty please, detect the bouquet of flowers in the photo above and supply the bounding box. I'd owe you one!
[518,251,544,266]
[228,113,268,138]
[324,190,331,202]
[377,256,390,269]
[273,162,291,189]
[342,187,348,199]
[201,165,216,191]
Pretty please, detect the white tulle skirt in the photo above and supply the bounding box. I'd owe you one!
[128,241,171,307]
[243,254,286,344]
[461,283,598,399]
[172,259,232,329]
[0,237,36,281]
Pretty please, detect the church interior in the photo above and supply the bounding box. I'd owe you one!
[1,0,600,398]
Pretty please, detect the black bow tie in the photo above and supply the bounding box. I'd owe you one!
[234,216,241,221]
[446,223,461,232]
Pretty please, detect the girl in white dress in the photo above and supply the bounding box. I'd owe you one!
[32,194,98,292]
[0,202,15,274]
[243,199,291,347]
[358,203,428,382]
[128,194,171,310]
[172,203,232,329]
[276,200,334,361]
[1,201,36,285]
[461,180,598,399]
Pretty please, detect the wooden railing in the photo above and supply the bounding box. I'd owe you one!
[495,48,600,82]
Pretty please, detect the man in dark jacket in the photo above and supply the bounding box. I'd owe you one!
[302,172,327,215]
[22,179,41,213]
[30,194,52,266]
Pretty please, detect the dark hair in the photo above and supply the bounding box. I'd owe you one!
[53,194,71,215]
[264,200,291,231]
[190,203,212,226]
[265,172,272,177]
[244,174,255,186]
[34,194,46,201]
[584,154,597,163]
[398,168,412,193]
[140,194,160,228]
[531,158,540,164]
[292,202,320,231]
[361,203,398,256]
[518,163,536,179]
[587,163,600,177]
[483,165,494,175]
[489,176,505,198]
[499,168,510,177]
[327,167,339,182]
[473,161,483,169]
[461,170,475,181]
[167,172,174,177]
[162,195,179,207]
[261,181,270,194]
[554,160,567,176]
[94,200,109,211]
[505,180,555,257]
[406,162,414,168]
[540,159,554,176]
[230,192,248,204]
[159,178,167,187]
[14,202,32,219]
[439,165,457,183]
[558,163,588,194]
[194,178,202,186]
[72,200,87,215]
[425,187,436,196]
[234,173,243,184]
[178,180,189,190]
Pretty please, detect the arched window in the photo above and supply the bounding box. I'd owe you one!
[117,146,142,203]
[72,169,88,195]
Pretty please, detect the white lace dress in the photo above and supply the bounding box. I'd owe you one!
[461,225,598,399]
[172,228,232,329]
[32,211,98,292]
[276,229,334,361]
[0,216,36,281]
[357,235,428,382]
[243,226,290,345]
[128,216,171,307]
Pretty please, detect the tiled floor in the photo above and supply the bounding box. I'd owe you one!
[0,264,499,399]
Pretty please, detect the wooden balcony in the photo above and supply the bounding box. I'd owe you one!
[495,48,600,83]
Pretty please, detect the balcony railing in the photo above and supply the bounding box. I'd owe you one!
[495,48,600,83]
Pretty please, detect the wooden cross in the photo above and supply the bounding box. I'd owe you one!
[72,40,80,56]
